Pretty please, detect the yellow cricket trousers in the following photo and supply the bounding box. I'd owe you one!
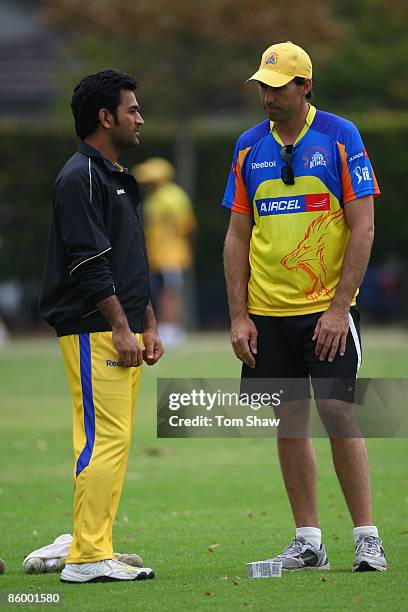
[59,331,142,563]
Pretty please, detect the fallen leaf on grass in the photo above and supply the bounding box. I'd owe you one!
[208,544,220,552]
[244,603,253,608]
[246,512,254,519]
[232,576,241,585]
[36,439,48,452]
[142,446,169,457]
[320,576,328,582]
[353,595,361,603]
[204,592,213,596]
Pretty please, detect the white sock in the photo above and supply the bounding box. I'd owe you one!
[296,527,321,550]
[353,525,378,544]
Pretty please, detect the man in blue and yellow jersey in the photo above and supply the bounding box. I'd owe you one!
[222,42,386,572]
[39,70,163,583]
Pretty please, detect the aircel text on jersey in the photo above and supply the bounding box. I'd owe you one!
[258,199,301,213]
[255,193,330,216]
[251,161,277,169]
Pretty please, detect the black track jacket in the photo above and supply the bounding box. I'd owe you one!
[39,142,150,336]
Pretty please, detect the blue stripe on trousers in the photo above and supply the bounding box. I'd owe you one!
[76,333,96,477]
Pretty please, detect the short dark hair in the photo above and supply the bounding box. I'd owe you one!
[294,77,313,101]
[71,69,137,140]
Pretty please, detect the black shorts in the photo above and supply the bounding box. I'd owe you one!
[241,307,361,403]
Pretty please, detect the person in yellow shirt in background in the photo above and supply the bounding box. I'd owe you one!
[133,158,196,348]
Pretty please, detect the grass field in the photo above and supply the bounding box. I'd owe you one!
[1,329,408,611]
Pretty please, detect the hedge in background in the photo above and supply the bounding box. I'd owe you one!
[0,119,406,324]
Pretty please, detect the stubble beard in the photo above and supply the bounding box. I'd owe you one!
[112,128,139,154]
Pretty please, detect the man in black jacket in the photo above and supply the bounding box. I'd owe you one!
[39,69,163,584]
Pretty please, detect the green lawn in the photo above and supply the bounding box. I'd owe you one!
[0,329,408,612]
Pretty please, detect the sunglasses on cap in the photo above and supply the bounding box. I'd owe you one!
[280,145,295,185]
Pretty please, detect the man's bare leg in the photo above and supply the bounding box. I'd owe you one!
[278,438,319,527]
[246,401,329,568]
[276,400,319,527]
[316,399,372,526]
[329,437,372,525]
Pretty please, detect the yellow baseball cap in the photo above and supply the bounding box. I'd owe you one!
[247,41,312,87]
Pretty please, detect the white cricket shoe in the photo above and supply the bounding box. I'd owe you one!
[251,536,330,571]
[60,559,155,583]
[352,536,387,572]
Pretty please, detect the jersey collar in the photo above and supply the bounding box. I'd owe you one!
[270,104,317,146]
[77,141,129,174]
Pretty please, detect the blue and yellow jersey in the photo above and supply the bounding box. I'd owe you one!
[222,105,380,316]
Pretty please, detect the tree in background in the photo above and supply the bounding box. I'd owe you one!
[41,0,407,190]
[41,0,340,192]
[317,0,408,112]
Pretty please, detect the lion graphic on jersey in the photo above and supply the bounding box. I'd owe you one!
[280,209,344,301]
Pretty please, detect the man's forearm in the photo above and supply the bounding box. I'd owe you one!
[224,233,251,321]
[96,295,143,367]
[331,227,374,310]
[96,295,129,330]
[144,301,158,331]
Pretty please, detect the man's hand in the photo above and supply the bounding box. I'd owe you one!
[142,328,164,366]
[313,306,349,362]
[96,296,143,366]
[141,301,163,365]
[112,325,143,367]
[231,316,258,368]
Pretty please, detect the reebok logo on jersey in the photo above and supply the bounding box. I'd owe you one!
[256,193,330,216]
[116,189,125,195]
[251,161,277,170]
[106,359,120,367]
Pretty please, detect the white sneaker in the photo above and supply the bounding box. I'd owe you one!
[352,536,387,572]
[251,537,330,571]
[60,559,155,583]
